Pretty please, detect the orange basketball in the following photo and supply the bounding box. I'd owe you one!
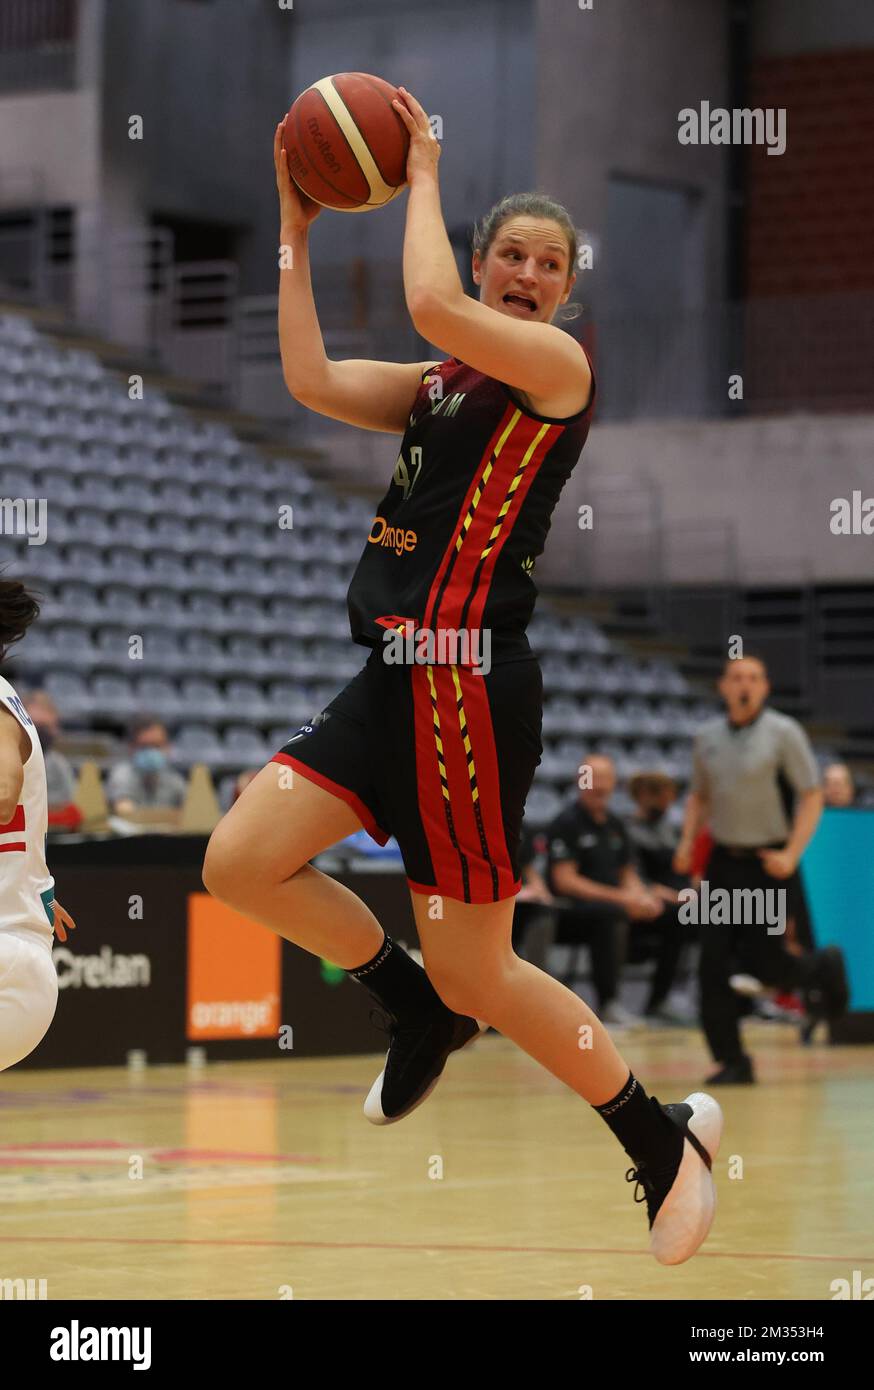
[282,72,409,213]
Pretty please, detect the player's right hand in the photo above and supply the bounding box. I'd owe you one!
[275,117,322,235]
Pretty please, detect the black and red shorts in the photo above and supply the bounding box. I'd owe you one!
[271,649,543,905]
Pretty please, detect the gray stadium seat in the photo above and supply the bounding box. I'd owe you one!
[179,678,225,716]
[173,725,224,770]
[181,633,226,675]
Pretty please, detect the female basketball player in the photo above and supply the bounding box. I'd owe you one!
[203,89,722,1264]
[0,578,76,1071]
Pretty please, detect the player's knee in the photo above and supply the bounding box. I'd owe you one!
[426,964,487,1019]
[202,822,246,903]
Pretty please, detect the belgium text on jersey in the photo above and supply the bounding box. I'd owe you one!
[381,624,492,674]
[50,1321,151,1370]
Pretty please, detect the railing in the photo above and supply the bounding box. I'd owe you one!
[164,258,239,393]
[65,223,175,355]
[0,0,78,93]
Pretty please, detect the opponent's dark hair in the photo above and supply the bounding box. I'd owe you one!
[471,192,582,321]
[0,577,40,664]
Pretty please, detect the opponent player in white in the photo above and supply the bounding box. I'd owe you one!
[0,578,75,1070]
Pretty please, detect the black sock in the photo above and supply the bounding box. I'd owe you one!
[593,1071,683,1169]
[347,933,448,1022]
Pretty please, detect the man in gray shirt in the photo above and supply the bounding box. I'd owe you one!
[674,655,843,1084]
[106,717,187,818]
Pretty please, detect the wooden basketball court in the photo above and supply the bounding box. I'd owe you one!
[1,1024,871,1300]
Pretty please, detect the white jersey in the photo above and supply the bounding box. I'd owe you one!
[0,676,55,941]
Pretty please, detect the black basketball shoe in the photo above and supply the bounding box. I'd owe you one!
[625,1091,723,1265]
[364,1007,489,1125]
[706,1055,755,1085]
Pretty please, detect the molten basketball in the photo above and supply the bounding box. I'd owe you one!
[283,72,409,213]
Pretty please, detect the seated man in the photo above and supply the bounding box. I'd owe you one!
[546,754,683,1027]
[106,717,187,822]
[626,771,695,1020]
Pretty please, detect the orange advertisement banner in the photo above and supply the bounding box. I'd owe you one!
[187,894,281,1040]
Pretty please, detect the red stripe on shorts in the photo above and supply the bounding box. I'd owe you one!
[270,753,389,846]
[411,662,517,904]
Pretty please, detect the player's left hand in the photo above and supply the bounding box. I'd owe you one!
[758,848,796,879]
[52,899,77,943]
[392,86,441,185]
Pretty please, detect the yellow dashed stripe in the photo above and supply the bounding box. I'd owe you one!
[451,666,479,804]
[454,411,523,553]
[481,423,550,559]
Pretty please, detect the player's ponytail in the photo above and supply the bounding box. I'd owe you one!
[472,192,583,322]
[0,576,40,664]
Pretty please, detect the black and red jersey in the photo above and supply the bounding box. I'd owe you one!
[346,342,595,664]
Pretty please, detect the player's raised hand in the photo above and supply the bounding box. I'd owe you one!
[391,86,440,186]
[275,116,322,235]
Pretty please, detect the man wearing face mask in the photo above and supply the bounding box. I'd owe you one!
[106,717,187,820]
[674,655,847,1084]
[23,691,82,832]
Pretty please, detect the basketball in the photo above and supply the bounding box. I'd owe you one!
[282,72,409,213]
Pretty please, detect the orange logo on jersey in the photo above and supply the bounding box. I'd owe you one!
[368,516,418,556]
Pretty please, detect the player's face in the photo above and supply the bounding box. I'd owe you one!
[718,660,769,718]
[474,217,574,323]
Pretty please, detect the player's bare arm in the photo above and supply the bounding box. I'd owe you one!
[0,704,28,824]
[275,116,442,433]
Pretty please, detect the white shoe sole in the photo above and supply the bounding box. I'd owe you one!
[729,973,766,997]
[650,1091,723,1266]
[363,1018,489,1126]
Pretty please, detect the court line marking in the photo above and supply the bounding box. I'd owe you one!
[0,1234,869,1263]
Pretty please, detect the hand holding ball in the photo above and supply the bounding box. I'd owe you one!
[282,72,410,214]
